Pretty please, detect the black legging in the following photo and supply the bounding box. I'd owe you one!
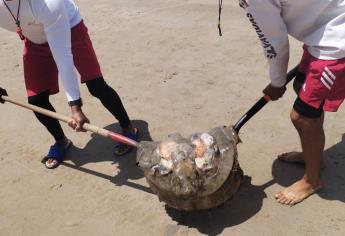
[28,77,131,142]
[85,77,130,129]
[28,90,65,142]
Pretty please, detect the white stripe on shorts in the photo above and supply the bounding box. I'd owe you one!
[322,72,334,85]
[325,66,336,80]
[321,77,332,90]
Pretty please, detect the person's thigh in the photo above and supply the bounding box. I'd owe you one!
[70,21,103,83]
[297,52,345,114]
[23,40,59,97]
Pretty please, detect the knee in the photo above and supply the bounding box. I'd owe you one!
[28,95,39,105]
[290,109,321,131]
[290,109,303,129]
[28,91,49,106]
[86,77,108,98]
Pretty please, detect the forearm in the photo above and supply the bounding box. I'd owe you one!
[57,63,81,102]
[269,47,290,87]
[246,0,290,87]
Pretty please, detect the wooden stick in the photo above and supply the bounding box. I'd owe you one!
[2,96,139,147]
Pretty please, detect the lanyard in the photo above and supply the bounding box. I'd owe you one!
[2,0,25,40]
[218,0,223,36]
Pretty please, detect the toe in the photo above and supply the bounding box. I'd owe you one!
[275,192,283,199]
[276,195,287,204]
[289,195,302,206]
[277,153,287,160]
[284,197,294,205]
[277,151,304,163]
[280,197,290,205]
[289,199,298,206]
[45,159,58,168]
[114,145,132,156]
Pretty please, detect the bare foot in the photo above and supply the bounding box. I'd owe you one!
[278,151,304,164]
[275,178,323,206]
[278,152,325,168]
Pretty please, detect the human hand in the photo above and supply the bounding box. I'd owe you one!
[68,105,90,132]
[0,87,8,104]
[262,84,286,101]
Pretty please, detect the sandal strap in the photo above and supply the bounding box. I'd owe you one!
[122,128,139,141]
[45,140,72,162]
[113,129,139,156]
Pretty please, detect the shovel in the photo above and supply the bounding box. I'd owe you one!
[233,64,299,136]
[1,96,139,147]
[1,65,299,211]
[0,64,299,148]
[136,65,300,211]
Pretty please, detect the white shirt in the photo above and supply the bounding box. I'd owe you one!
[241,0,345,87]
[0,0,83,101]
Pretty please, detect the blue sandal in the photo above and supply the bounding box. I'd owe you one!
[113,128,139,156]
[42,139,72,169]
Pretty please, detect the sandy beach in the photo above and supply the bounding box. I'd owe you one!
[1,0,345,235]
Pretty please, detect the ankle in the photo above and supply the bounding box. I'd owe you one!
[302,175,322,187]
[56,136,68,146]
[122,124,135,133]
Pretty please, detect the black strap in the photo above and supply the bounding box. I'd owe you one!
[2,0,21,27]
[68,98,83,107]
[218,0,223,36]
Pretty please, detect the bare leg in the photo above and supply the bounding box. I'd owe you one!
[277,113,324,165]
[278,151,304,163]
[275,109,324,205]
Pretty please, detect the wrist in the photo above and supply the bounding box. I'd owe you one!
[68,98,82,107]
[71,105,83,113]
[270,83,285,89]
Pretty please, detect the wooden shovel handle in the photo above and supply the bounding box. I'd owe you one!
[2,96,139,147]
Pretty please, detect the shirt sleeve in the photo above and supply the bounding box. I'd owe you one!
[246,0,290,87]
[33,0,80,101]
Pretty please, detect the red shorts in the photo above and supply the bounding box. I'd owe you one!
[23,20,102,97]
[298,48,345,112]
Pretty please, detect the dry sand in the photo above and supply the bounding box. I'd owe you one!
[1,0,345,235]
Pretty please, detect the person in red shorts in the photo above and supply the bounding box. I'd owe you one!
[0,0,139,169]
[239,0,345,205]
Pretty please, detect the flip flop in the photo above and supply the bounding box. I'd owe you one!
[113,128,139,156]
[41,139,72,169]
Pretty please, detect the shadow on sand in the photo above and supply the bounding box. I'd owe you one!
[165,135,345,235]
[60,119,272,235]
[61,119,153,194]
[60,119,345,235]
[165,176,273,236]
[272,133,345,203]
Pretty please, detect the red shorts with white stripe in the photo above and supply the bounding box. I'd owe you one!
[23,20,102,97]
[298,48,345,112]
